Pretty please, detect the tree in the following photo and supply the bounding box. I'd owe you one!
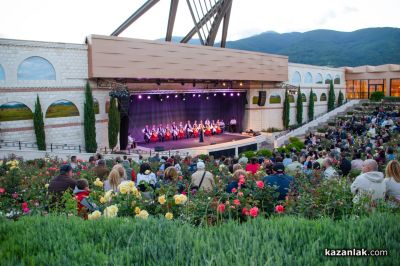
[296,86,303,125]
[308,89,315,121]
[108,97,120,150]
[282,89,290,129]
[33,95,46,150]
[328,80,336,112]
[84,82,97,153]
[338,90,344,107]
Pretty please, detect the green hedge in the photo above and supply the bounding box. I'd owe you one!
[383,96,400,102]
[370,91,385,102]
[0,214,398,265]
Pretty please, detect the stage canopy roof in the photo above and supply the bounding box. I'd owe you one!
[87,35,288,83]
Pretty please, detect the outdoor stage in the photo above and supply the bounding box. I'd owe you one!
[137,133,250,150]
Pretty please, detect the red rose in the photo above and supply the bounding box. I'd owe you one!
[82,166,88,171]
[231,188,237,193]
[21,202,28,209]
[249,207,259,217]
[217,203,226,213]
[256,181,264,189]
[275,205,285,213]
[0,187,5,194]
[242,207,250,216]
[76,172,81,176]
[182,191,187,195]
[233,199,240,206]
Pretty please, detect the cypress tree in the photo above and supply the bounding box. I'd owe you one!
[308,89,315,121]
[33,95,46,150]
[328,80,336,111]
[296,86,303,125]
[338,90,344,107]
[84,82,97,153]
[282,89,290,129]
[108,97,120,150]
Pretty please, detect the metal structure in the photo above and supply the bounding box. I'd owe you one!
[111,0,233,48]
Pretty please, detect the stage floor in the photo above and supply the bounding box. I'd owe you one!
[137,133,251,151]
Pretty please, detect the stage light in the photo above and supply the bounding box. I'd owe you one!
[230,93,234,96]
[193,94,196,97]
[206,96,209,100]
[223,92,226,96]
[166,95,170,99]
[147,95,151,99]
[175,95,178,98]
[214,93,217,96]
[183,97,186,101]
[239,82,243,86]
[198,94,201,97]
[138,95,142,99]
[237,92,240,96]
[222,82,226,86]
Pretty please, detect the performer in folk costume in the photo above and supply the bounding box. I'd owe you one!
[199,120,205,143]
[184,120,193,139]
[150,129,158,143]
[211,120,217,135]
[171,122,178,141]
[216,120,222,135]
[164,124,172,141]
[192,123,199,138]
[220,119,225,133]
[142,125,151,143]
[205,118,210,127]
[157,124,165,142]
[205,122,212,136]
[178,123,185,139]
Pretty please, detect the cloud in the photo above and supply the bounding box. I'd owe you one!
[317,10,337,25]
[343,6,359,14]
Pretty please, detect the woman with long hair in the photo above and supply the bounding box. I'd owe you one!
[104,169,123,192]
[385,160,400,199]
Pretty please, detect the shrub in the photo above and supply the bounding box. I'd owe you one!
[108,97,120,150]
[328,80,335,111]
[84,82,98,153]
[383,96,400,102]
[337,90,344,107]
[241,150,257,159]
[33,95,46,151]
[296,87,303,125]
[370,91,384,102]
[282,89,290,129]
[308,89,314,121]
[256,149,272,158]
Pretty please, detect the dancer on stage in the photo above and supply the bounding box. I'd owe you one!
[150,129,158,143]
[178,123,185,139]
[157,123,165,142]
[171,122,178,141]
[205,122,212,136]
[192,122,199,138]
[184,120,193,139]
[216,120,222,134]
[164,124,172,141]
[142,125,151,143]
[199,120,205,143]
[220,119,225,133]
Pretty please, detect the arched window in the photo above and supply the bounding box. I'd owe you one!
[0,64,5,80]
[312,93,318,102]
[301,93,307,102]
[315,73,323,84]
[269,94,281,104]
[320,93,327,101]
[46,100,79,118]
[288,95,295,103]
[0,101,33,122]
[304,72,313,84]
[17,56,56,80]
[291,71,301,84]
[325,74,332,84]
[93,98,100,114]
[334,75,341,84]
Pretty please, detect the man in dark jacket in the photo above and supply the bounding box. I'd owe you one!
[92,159,109,180]
[339,153,352,176]
[263,163,293,201]
[48,164,76,195]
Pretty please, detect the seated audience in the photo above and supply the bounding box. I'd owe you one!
[191,161,214,191]
[73,179,98,219]
[384,160,400,199]
[263,163,293,201]
[104,169,123,193]
[92,159,109,180]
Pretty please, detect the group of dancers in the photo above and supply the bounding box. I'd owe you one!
[142,119,226,143]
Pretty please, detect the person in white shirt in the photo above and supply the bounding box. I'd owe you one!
[351,159,386,203]
[323,158,338,180]
[229,117,237,133]
[136,163,157,191]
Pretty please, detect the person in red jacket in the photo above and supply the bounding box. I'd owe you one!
[245,157,260,175]
[73,179,98,219]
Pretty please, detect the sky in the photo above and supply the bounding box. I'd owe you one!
[0,0,399,43]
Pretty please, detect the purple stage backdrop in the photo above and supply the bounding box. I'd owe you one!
[128,93,246,142]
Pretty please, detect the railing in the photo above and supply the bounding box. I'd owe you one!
[0,140,83,153]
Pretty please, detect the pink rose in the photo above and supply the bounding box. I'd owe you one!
[217,203,226,213]
[242,207,250,216]
[275,205,285,213]
[12,192,18,199]
[249,207,259,217]
[238,176,245,185]
[233,199,240,206]
[23,207,30,213]
[231,188,237,193]
[0,187,5,194]
[256,181,264,189]
[238,192,244,197]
